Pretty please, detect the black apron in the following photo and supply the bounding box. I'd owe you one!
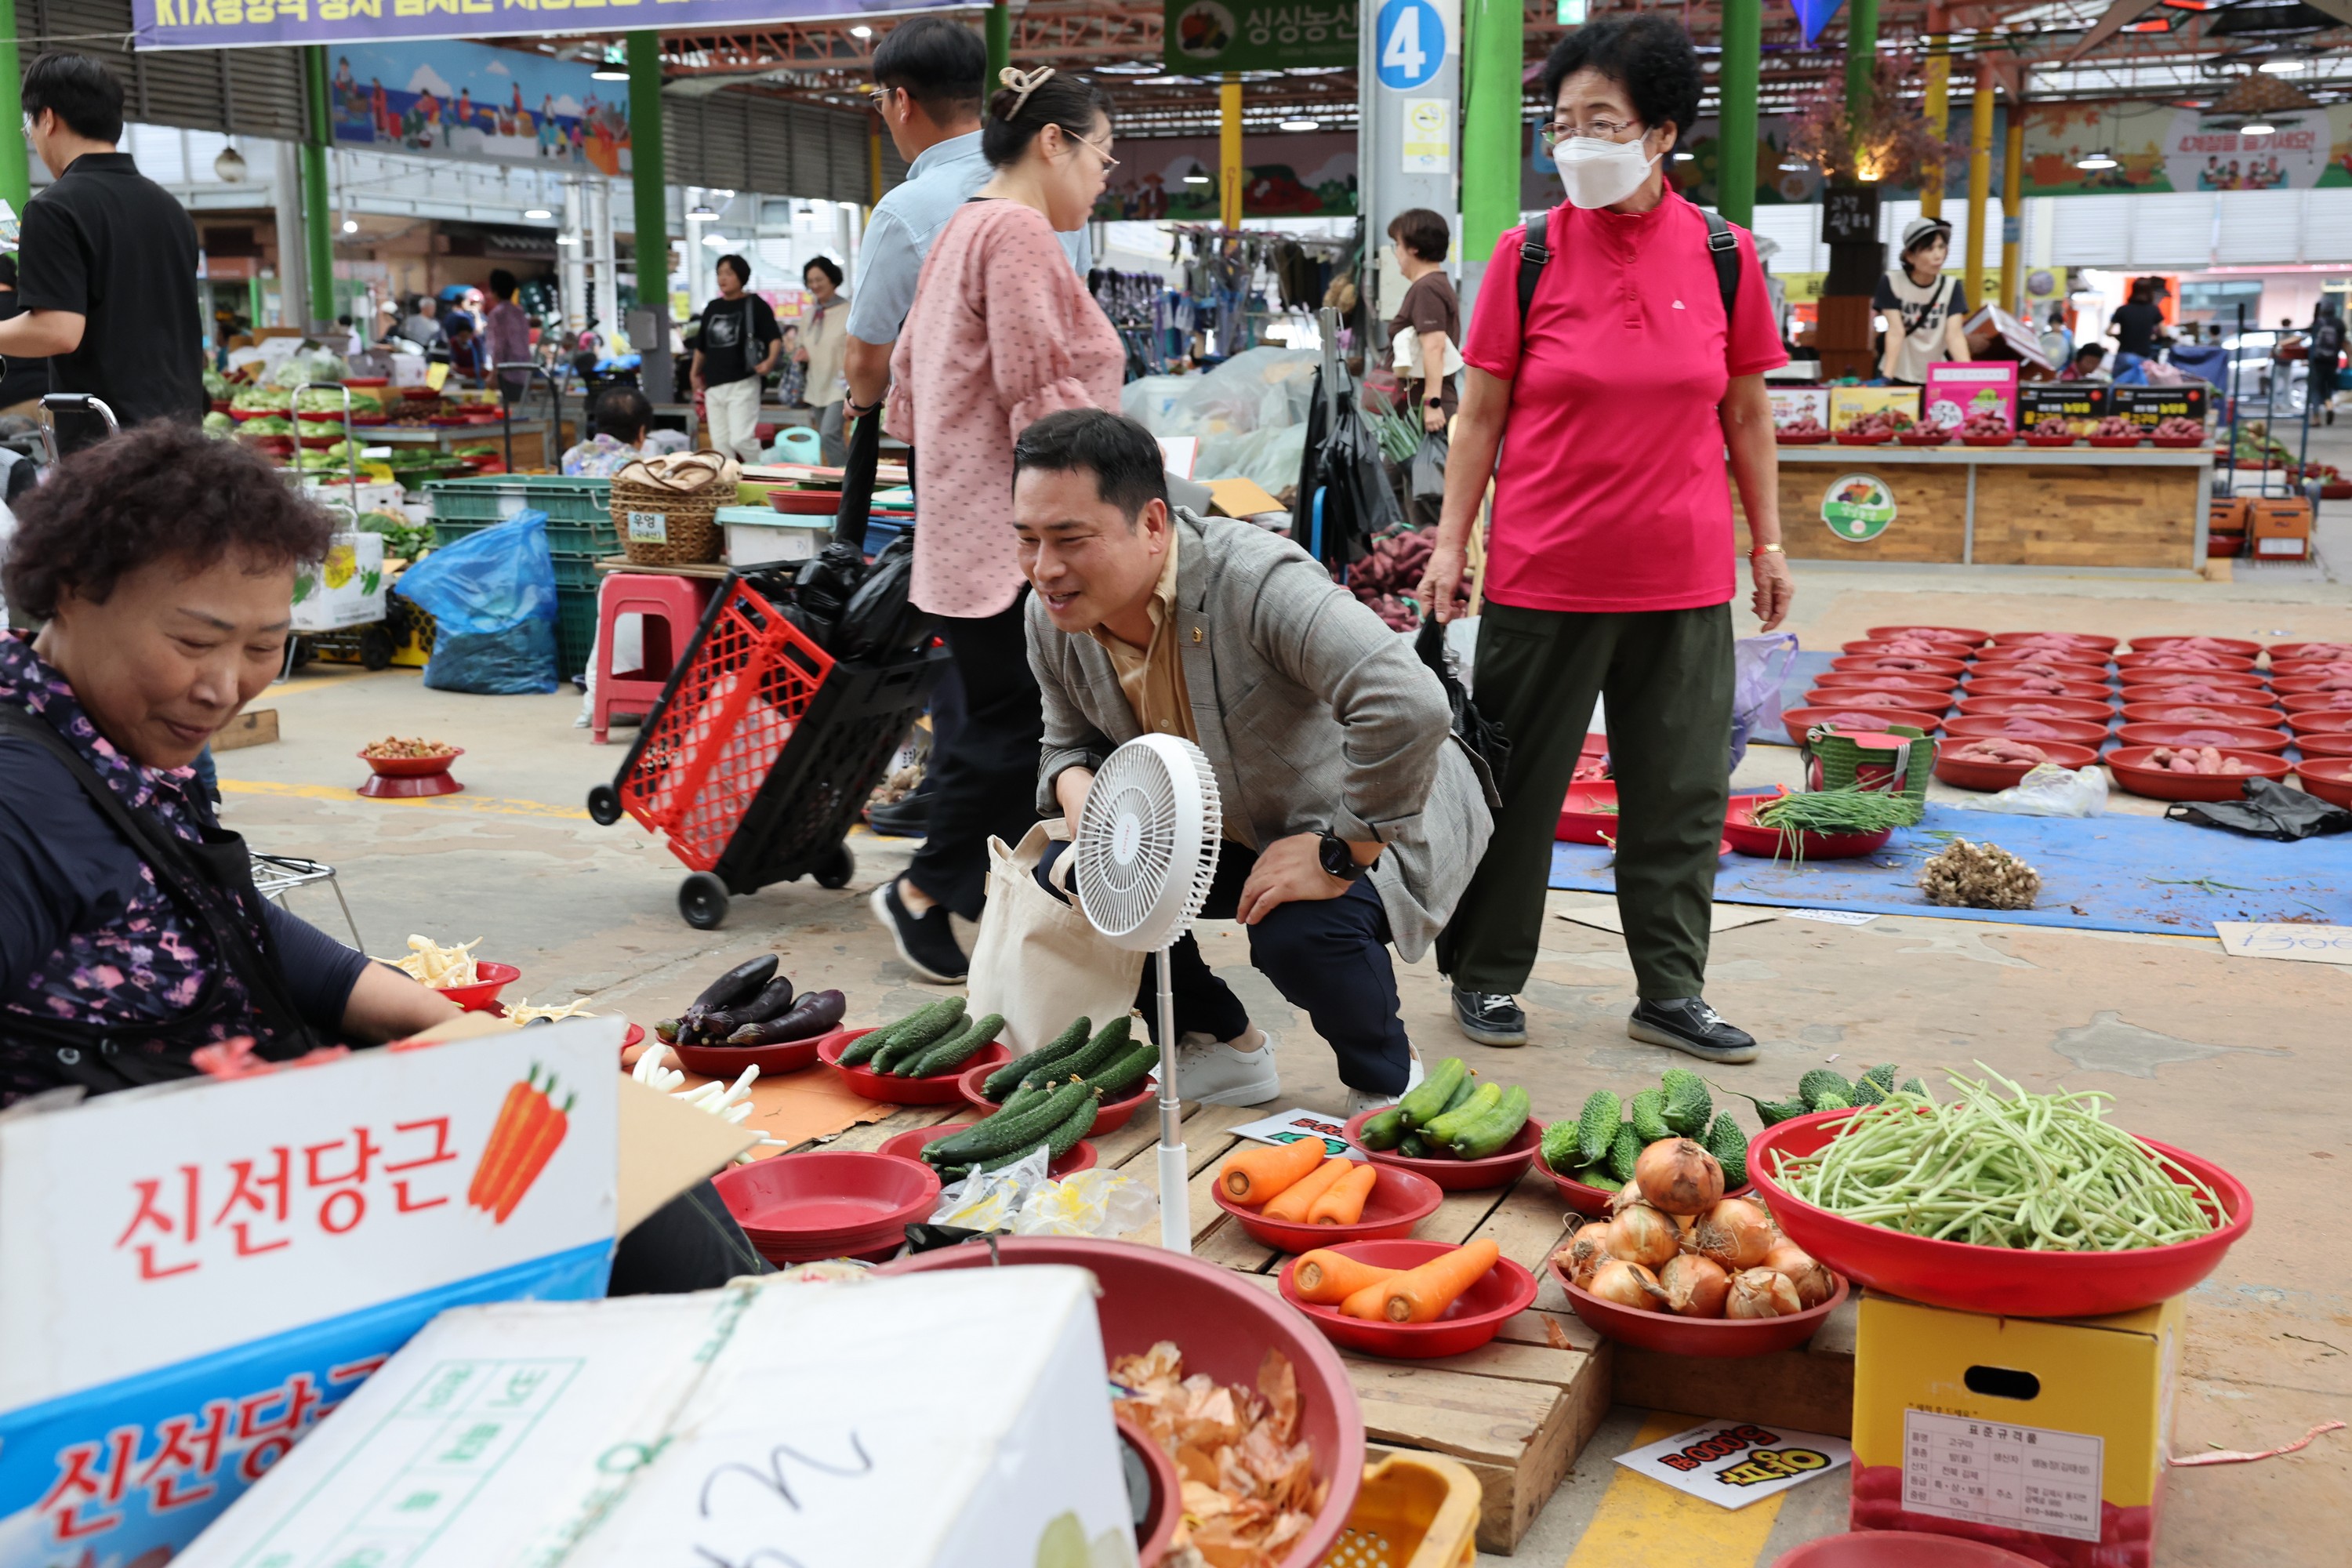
[0,707,319,1095]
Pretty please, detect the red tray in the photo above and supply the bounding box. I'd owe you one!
[1951,695,2114,723]
[1971,649,2112,675]
[2119,702,2281,728]
[1933,738,2099,792]
[1555,780,1622,845]
[1809,673,1955,698]
[2283,691,2352,715]
[1828,653,1969,677]
[2129,634,2264,658]
[2122,668,2270,693]
[433,961,521,1012]
[2291,729,2352,758]
[1959,433,2014,447]
[1960,677,2111,702]
[358,771,463,799]
[2287,709,2352,736]
[1896,430,1951,446]
[1748,1110,2249,1319]
[2023,434,2077,448]
[1838,637,1976,659]
[2115,650,2259,675]
[2275,677,2352,701]
[2114,722,2290,755]
[668,1021,842,1078]
[1277,1240,1538,1359]
[876,1120,1096,1178]
[1342,1107,1543,1192]
[1780,706,1942,747]
[1988,630,2121,652]
[2267,641,2352,664]
[2271,659,2352,685]
[1940,714,2110,747]
[714,1149,939,1243]
[818,1028,1012,1105]
[2293,758,2352,808]
[1832,430,1893,445]
[954,1059,1158,1138]
[1722,798,1895,860]
[2105,744,2292,800]
[361,747,461,777]
[2152,436,2211,450]
[766,489,842,515]
[1212,1163,1443,1251]
[1867,625,1989,645]
[1551,1256,1849,1357]
[1773,431,1828,445]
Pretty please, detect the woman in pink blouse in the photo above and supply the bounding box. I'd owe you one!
[870,67,1123,982]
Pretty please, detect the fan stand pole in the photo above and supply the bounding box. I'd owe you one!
[1152,945,1190,1254]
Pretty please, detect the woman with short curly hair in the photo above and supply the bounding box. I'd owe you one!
[1419,14,1790,1065]
[0,423,458,1104]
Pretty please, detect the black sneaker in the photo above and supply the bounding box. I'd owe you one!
[1450,988,1528,1047]
[1628,997,1758,1064]
[864,793,931,838]
[868,880,967,984]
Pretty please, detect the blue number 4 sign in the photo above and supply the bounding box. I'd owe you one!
[1377,0,1444,92]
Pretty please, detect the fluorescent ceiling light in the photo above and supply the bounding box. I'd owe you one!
[2075,151,2117,169]
[524,208,553,220]
[1778,158,1807,171]
[702,234,729,248]
[851,24,873,38]
[1183,173,1210,183]
[1673,151,1695,161]
[557,234,579,245]
[1279,118,1319,132]
[340,219,358,233]
[2241,120,2277,136]
[2259,57,2303,73]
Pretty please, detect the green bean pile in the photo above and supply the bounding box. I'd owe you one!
[1751,789,1913,867]
[1771,1068,2222,1251]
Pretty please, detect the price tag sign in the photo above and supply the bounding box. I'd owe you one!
[1901,1410,2103,1543]
[2215,920,2352,965]
[626,510,670,544]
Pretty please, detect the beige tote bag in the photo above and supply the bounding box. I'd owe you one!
[966,822,1144,1058]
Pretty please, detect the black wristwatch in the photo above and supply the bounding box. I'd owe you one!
[1317,832,1374,883]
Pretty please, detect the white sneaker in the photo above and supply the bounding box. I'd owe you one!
[1174,1025,1281,1105]
[1343,1047,1425,1119]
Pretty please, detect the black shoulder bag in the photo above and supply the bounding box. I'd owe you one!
[1517,205,1742,326]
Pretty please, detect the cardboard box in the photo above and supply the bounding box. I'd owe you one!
[1923,362,2020,430]
[291,531,387,632]
[1829,386,1922,433]
[1769,387,1831,432]
[2019,383,2110,437]
[1851,1294,2183,1568]
[2112,384,2209,434]
[2249,496,2312,558]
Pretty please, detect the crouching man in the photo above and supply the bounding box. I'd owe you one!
[1015,408,1491,1112]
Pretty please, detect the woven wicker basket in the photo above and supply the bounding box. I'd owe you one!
[611,450,735,565]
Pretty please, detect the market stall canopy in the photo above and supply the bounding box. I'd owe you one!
[130,0,967,52]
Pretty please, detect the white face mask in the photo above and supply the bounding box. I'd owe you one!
[1552,133,1659,209]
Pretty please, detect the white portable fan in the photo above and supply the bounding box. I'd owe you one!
[1073,733,1223,1254]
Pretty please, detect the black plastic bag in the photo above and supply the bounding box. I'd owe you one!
[792,407,892,654]
[2165,778,2352,840]
[1416,618,1508,809]
[837,533,931,659]
[1407,430,1448,509]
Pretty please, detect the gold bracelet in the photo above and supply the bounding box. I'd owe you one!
[1751,543,1784,555]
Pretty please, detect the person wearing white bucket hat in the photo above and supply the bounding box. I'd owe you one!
[1876,216,1974,386]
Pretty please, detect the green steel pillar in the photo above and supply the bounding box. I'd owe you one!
[1845,0,1880,136]
[987,2,1011,92]
[627,32,668,311]
[1460,0,1523,263]
[0,0,27,218]
[1716,0,1761,227]
[300,47,334,329]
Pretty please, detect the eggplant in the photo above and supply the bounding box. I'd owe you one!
[691,954,779,1013]
[727,989,846,1046]
[699,975,797,1038]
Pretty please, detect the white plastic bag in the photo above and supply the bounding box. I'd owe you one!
[1015,1169,1159,1239]
[1964,762,2108,818]
[929,1147,1056,1229]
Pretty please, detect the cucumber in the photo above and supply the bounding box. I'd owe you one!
[1083,1042,1159,1100]
[1538,1120,1581,1174]
[1400,1131,1434,1159]
[1396,1055,1467,1129]
[1574,1091,1621,1167]
[1422,1081,1501,1145]
[996,1083,1051,1121]
[980,1017,1089,1101]
[1451,1084,1530,1160]
[1044,1091,1101,1158]
[843,998,963,1067]
[1025,1017,1131,1091]
[1359,1106,1410,1152]
[875,1018,955,1075]
[1437,1071,1476,1116]
[930,1081,1094,1164]
[906,1013,1003,1077]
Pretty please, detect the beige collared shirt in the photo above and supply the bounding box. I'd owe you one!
[1086,528,1195,742]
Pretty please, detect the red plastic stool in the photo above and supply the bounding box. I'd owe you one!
[593,573,716,743]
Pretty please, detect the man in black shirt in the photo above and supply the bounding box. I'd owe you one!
[0,54,205,452]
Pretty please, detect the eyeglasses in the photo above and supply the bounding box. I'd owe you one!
[865,85,896,114]
[1541,118,1644,151]
[1073,132,1120,173]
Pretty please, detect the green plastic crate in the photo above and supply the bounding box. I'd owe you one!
[426,476,614,558]
[557,587,600,678]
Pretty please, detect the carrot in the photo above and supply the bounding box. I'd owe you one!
[1338,1276,1396,1320]
[492,1091,574,1224]
[1293,1249,1403,1305]
[1260,1157,1353,1224]
[468,1067,539,1211]
[1307,1162,1379,1227]
[477,1071,560,1218]
[1219,1137,1324,1205]
[1379,1238,1501,1324]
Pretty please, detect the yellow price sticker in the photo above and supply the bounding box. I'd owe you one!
[425,362,450,392]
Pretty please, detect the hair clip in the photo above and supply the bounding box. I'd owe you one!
[999,65,1055,118]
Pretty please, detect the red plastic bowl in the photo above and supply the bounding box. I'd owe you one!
[1774,431,1828,445]
[819,1027,1012,1105]
[1212,1163,1443,1251]
[433,961,521,1012]
[1813,671,1958,694]
[2267,641,2352,664]
[713,1149,941,1242]
[2281,691,2352,715]
[1838,637,1974,659]
[2294,758,2352,808]
[1959,433,2013,447]
[1116,1413,1181,1568]
[1868,625,1988,646]
[766,489,841,515]
[2115,722,2289,755]
[954,1059,1159,1138]
[1772,1533,2048,1568]
[2276,677,2352,702]
[2129,634,2264,658]
[2298,730,2352,759]
[2271,659,2352,685]
[1988,630,2120,652]
[360,746,461,777]
[2106,744,2292,800]
[1934,739,2099,791]
[1551,1256,1849,1358]
[1896,429,1952,446]
[1959,677,2111,702]
[1833,429,1893,445]
[1342,1107,1544,1192]
[1780,706,1944,746]
[1541,1160,1753,1218]
[1555,779,1622,844]
[1939,714,2110,748]
[1722,799,1894,860]
[1747,1110,2250,1318]
[668,1022,840,1078]
[1278,1240,1538,1359]
[2087,434,2143,448]
[2119,702,2282,728]
[2122,667,2269,691]
[1828,654,1969,677]
[876,1120,1098,1178]
[879,1237,1365,1567]
[2116,650,2258,675]
[1971,648,2112,675]
[1951,695,2114,723]
[1802,684,1952,709]
[2023,433,2077,448]
[2287,709,2352,736]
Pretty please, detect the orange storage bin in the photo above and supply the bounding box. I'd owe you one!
[1319,1453,1482,1568]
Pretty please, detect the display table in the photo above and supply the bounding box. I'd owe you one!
[1762,444,2215,572]
[365,418,576,471]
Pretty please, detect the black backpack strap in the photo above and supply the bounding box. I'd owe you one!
[1515,209,1551,329]
[1703,210,1741,324]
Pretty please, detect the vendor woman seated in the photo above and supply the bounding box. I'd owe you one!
[1016,408,1492,1114]
[0,423,462,1104]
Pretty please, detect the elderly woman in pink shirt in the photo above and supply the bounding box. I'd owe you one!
[868,67,1122,982]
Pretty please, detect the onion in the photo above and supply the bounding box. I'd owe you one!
[1725,1267,1803,1319]
[1587,1259,1668,1310]
[1763,1242,1838,1308]
[1659,1254,1731,1319]
[1633,1138,1724,1216]
[1604,1202,1681,1269]
[1691,1198,1775,1270]
[1559,1226,1615,1290]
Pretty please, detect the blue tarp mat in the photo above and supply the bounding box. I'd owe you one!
[1548,802,2352,935]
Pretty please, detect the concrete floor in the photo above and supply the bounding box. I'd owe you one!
[216,551,2351,1566]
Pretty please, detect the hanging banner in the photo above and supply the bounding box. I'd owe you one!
[1788,0,1846,47]
[1093,131,1356,219]
[132,1,967,53]
[1164,0,1361,74]
[328,40,629,175]
[2022,100,2352,195]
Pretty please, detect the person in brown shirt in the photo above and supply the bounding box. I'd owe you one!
[1386,207,1461,432]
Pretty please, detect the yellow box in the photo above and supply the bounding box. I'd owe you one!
[1850,1292,2181,1567]
[1828,386,1922,432]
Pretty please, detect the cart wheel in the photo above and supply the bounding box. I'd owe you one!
[679,872,731,930]
[813,843,855,890]
[586,784,623,826]
[358,626,395,671]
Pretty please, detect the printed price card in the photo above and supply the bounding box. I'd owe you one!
[1901,1410,2103,1543]
[2214,920,2352,966]
[1613,1420,1852,1508]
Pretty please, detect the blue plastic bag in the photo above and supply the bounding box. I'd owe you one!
[397,509,561,694]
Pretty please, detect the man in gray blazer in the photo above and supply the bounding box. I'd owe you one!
[1016,410,1493,1111]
